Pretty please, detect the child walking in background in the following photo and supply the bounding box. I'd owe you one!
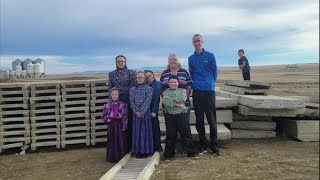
[101,87,128,163]
[130,72,154,158]
[162,75,197,161]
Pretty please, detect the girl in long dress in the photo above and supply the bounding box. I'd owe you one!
[130,72,154,158]
[101,87,128,162]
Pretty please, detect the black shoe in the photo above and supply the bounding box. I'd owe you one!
[187,152,199,158]
[136,154,142,158]
[212,150,221,156]
[198,148,207,155]
[164,157,172,161]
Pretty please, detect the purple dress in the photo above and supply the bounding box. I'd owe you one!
[129,84,154,155]
[101,101,128,162]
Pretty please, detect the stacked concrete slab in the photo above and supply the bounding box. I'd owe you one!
[217,80,307,139]
[231,113,276,138]
[0,84,30,152]
[90,80,108,145]
[221,80,271,95]
[60,81,90,148]
[29,83,61,150]
[275,98,319,142]
[159,96,237,142]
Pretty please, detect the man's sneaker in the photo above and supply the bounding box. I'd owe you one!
[198,148,208,155]
[212,150,221,156]
[187,152,199,159]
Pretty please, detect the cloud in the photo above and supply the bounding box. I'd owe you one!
[0,0,318,72]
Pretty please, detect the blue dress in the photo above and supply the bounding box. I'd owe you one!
[129,84,154,155]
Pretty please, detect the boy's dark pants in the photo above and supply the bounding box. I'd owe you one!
[192,90,219,151]
[151,116,161,151]
[164,112,195,158]
[242,71,251,80]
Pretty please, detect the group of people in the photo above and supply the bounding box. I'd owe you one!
[101,34,251,163]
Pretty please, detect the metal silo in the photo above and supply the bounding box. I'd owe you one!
[12,59,22,71]
[33,58,45,74]
[22,58,33,70]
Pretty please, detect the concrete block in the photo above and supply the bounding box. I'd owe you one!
[231,129,276,138]
[61,126,90,134]
[190,96,237,109]
[220,85,269,95]
[0,103,29,110]
[60,107,89,115]
[30,96,61,104]
[30,108,59,116]
[60,120,90,128]
[190,124,231,141]
[285,96,310,103]
[306,103,320,109]
[60,100,89,108]
[233,113,272,121]
[61,139,90,148]
[237,105,305,117]
[31,129,60,136]
[0,97,29,103]
[31,141,60,150]
[231,121,276,131]
[31,135,60,141]
[278,120,319,142]
[216,90,306,109]
[31,89,60,97]
[61,88,90,96]
[60,81,90,88]
[90,80,107,88]
[60,113,90,121]
[61,94,90,101]
[224,80,271,89]
[0,117,29,125]
[189,110,233,124]
[1,110,29,117]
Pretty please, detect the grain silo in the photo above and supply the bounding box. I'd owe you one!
[22,58,33,70]
[33,58,45,74]
[12,59,22,71]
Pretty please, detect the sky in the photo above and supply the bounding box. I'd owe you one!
[0,0,319,74]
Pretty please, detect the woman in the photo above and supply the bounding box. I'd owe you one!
[160,53,193,154]
[108,55,136,151]
[160,53,192,119]
[130,72,154,158]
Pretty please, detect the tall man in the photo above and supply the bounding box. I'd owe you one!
[188,34,220,156]
[238,49,251,80]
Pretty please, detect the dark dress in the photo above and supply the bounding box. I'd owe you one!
[101,101,128,162]
[129,84,154,155]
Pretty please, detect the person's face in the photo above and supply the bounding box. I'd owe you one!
[168,78,179,89]
[116,56,126,69]
[168,55,179,69]
[111,90,119,101]
[145,72,154,83]
[238,51,244,57]
[136,73,146,84]
[192,35,203,50]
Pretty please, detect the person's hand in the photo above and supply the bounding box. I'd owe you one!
[151,112,157,117]
[107,119,111,122]
[136,112,141,118]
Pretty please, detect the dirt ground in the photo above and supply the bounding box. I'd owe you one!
[0,146,113,180]
[151,138,319,180]
[0,63,319,180]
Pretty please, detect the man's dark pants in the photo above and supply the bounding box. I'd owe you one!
[192,90,219,151]
[242,71,251,80]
